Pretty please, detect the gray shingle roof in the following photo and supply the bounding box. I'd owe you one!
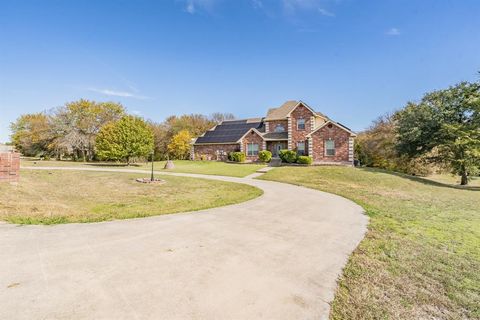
[262,132,288,140]
[194,119,264,144]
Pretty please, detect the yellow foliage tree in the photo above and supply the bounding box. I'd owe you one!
[167,130,192,160]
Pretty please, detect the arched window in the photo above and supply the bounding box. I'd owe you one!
[274,124,285,133]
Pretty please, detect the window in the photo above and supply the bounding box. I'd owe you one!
[297,141,305,155]
[325,140,335,156]
[297,118,305,130]
[274,124,285,132]
[247,143,259,156]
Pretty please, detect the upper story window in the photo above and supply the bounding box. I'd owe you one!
[247,143,259,156]
[297,141,305,155]
[297,118,306,130]
[274,124,285,133]
[325,139,335,156]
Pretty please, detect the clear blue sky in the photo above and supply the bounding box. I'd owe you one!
[1,0,479,142]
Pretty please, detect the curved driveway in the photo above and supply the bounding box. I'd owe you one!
[1,167,367,320]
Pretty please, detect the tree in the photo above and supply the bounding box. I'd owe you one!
[96,116,154,164]
[63,99,125,160]
[10,113,51,156]
[395,82,480,185]
[167,130,192,160]
[210,112,235,124]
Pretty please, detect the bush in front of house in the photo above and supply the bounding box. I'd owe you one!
[229,151,246,162]
[258,150,272,163]
[279,149,297,163]
[296,156,313,165]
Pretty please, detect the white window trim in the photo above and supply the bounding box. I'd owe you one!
[297,118,306,130]
[297,141,306,155]
[247,143,259,156]
[325,139,335,156]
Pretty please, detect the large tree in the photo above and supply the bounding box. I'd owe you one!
[96,116,154,164]
[395,82,480,185]
[10,113,51,156]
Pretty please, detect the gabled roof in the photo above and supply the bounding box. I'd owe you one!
[265,100,299,120]
[265,100,329,121]
[306,120,357,137]
[194,118,264,144]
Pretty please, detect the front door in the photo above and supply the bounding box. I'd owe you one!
[273,142,285,157]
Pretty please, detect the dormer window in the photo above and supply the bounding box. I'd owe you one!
[274,124,285,133]
[297,118,305,130]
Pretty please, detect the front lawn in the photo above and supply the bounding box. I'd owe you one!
[1,170,262,224]
[20,159,265,178]
[259,166,479,319]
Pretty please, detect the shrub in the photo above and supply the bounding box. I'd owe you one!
[279,149,297,163]
[258,150,272,163]
[297,156,313,165]
[229,151,246,162]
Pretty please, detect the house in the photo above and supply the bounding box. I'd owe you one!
[191,100,356,165]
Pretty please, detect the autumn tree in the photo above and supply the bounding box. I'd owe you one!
[96,116,154,164]
[167,130,192,160]
[10,113,51,156]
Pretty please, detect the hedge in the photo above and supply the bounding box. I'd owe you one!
[258,150,272,163]
[229,151,246,162]
[279,149,297,163]
[296,156,313,165]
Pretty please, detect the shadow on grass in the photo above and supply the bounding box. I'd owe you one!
[84,163,143,167]
[358,167,480,191]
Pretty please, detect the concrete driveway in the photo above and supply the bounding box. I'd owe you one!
[0,167,367,320]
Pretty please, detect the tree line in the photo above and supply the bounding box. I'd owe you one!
[10,99,234,163]
[355,81,480,185]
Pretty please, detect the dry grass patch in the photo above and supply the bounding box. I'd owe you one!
[0,170,262,224]
[259,166,479,320]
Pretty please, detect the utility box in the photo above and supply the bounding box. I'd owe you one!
[0,145,20,183]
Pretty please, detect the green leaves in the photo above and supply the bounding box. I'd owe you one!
[96,116,154,163]
[395,81,480,184]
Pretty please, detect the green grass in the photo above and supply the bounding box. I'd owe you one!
[21,159,265,177]
[0,170,262,224]
[259,166,480,320]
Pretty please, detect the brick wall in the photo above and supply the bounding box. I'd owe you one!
[241,130,265,161]
[310,123,352,163]
[0,152,20,183]
[290,104,315,154]
[193,144,239,161]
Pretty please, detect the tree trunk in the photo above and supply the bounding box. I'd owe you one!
[460,172,468,185]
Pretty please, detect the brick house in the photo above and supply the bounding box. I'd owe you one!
[192,100,356,165]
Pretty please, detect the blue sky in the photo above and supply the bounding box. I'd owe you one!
[1,0,479,142]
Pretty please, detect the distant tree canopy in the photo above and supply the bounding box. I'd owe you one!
[10,113,50,156]
[10,99,235,162]
[96,116,154,164]
[356,80,480,185]
[395,82,480,185]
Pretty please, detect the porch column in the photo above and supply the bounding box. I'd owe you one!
[348,137,354,163]
[262,140,266,151]
[287,116,292,150]
[308,137,313,157]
